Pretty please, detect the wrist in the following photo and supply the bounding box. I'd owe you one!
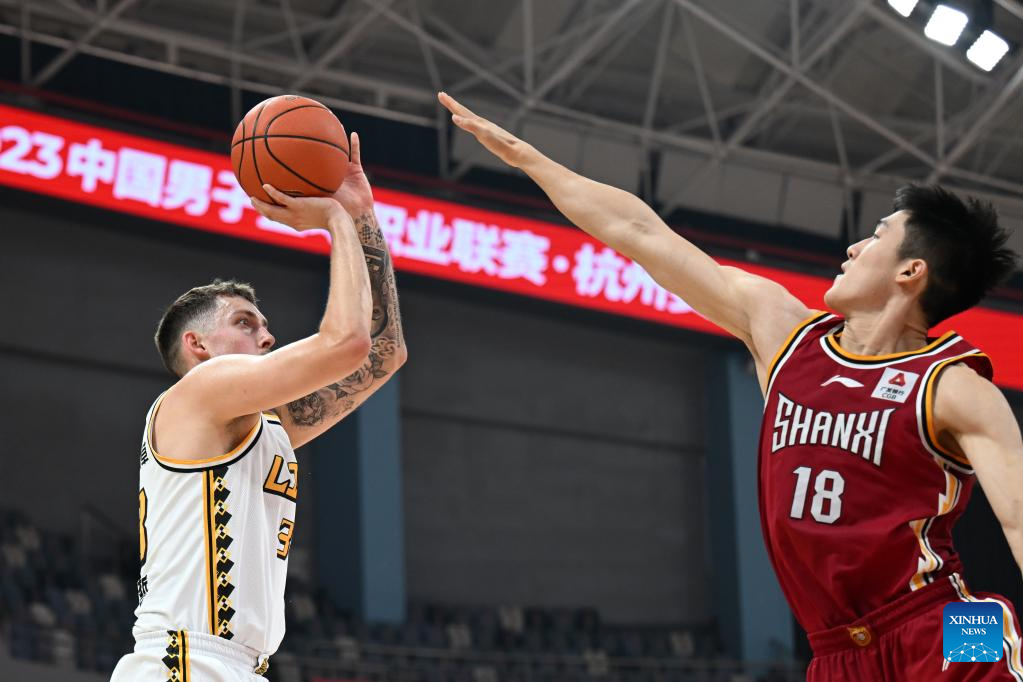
[347,203,376,220]
[326,211,355,237]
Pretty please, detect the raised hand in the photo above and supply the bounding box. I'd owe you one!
[251,184,347,232]
[438,91,534,168]
[333,131,375,216]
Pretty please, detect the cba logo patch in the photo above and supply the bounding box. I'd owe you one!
[943,602,1003,663]
[871,368,919,403]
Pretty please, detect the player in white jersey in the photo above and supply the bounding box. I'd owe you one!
[112,133,407,681]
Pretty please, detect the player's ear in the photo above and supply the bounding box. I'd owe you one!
[181,330,211,362]
[897,258,927,285]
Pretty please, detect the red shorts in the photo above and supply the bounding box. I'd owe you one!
[807,575,1023,681]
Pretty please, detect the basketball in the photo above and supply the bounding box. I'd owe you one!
[231,94,349,204]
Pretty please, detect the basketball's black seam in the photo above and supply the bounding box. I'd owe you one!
[234,118,246,187]
[231,134,350,159]
[262,136,334,195]
[265,104,328,130]
[263,103,349,158]
[250,102,269,202]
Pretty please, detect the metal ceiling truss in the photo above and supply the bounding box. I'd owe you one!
[4,0,1023,215]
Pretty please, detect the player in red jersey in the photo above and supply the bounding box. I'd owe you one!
[441,92,1023,679]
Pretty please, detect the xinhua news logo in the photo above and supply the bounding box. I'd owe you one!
[943,602,1003,663]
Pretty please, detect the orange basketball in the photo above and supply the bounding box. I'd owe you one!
[231,95,349,204]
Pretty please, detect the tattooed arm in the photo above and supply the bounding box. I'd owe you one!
[277,132,408,448]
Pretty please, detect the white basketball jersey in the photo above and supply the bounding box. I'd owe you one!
[133,393,298,657]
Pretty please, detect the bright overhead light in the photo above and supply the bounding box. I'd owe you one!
[967,30,1010,70]
[887,0,919,17]
[924,5,969,46]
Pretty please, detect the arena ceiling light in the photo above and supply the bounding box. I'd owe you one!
[966,30,1010,70]
[924,5,970,46]
[887,0,920,17]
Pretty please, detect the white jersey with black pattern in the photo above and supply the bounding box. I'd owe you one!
[132,392,298,658]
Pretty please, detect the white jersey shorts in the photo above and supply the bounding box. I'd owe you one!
[111,630,271,682]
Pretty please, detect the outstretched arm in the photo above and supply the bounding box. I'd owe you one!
[439,92,810,386]
[275,132,408,448]
[166,190,373,441]
[935,365,1023,580]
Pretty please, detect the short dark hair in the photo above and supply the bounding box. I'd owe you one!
[893,184,1017,327]
[154,279,258,377]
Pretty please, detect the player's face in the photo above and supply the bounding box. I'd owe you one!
[824,211,909,313]
[203,296,275,357]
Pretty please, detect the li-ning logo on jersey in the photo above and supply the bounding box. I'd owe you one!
[871,368,920,404]
[821,375,865,388]
[772,393,896,466]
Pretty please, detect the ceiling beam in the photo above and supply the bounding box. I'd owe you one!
[363,0,523,100]
[672,0,937,169]
[31,0,140,86]
[290,0,393,91]
[720,2,865,154]
[862,2,987,85]
[935,56,1023,178]
[529,0,644,103]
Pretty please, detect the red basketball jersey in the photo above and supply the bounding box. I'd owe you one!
[758,312,992,633]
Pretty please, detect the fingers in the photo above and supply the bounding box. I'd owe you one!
[261,184,291,206]
[437,91,458,112]
[349,131,361,166]
[451,115,478,134]
[250,195,282,222]
[440,92,488,138]
[251,184,290,218]
[438,91,474,118]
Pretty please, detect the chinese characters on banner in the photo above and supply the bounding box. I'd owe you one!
[0,103,705,330]
[0,103,1020,389]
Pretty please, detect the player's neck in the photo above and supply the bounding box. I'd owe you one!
[839,309,930,357]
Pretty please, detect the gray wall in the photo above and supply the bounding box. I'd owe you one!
[399,288,713,624]
[1,191,716,626]
[0,194,324,537]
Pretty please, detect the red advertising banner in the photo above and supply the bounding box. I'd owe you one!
[0,103,1020,389]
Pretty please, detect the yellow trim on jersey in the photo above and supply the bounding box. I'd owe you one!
[923,354,989,468]
[909,517,939,590]
[824,329,957,362]
[955,578,1023,678]
[909,469,960,590]
[182,630,190,682]
[151,418,261,466]
[146,392,263,467]
[202,472,216,636]
[164,630,187,682]
[766,311,829,383]
[939,471,960,515]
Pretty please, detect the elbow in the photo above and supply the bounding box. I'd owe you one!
[395,342,409,368]
[345,332,373,361]
[324,330,372,368]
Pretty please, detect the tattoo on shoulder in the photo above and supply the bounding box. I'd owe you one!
[286,391,329,427]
